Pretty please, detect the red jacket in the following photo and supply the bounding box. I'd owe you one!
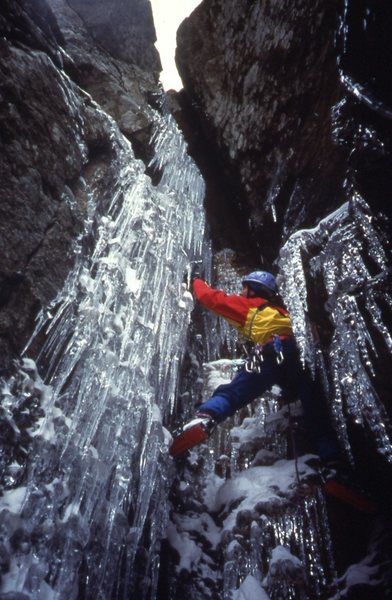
[192,279,293,345]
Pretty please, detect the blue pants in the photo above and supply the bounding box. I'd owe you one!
[198,338,338,461]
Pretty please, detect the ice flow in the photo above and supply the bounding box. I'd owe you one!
[0,109,208,598]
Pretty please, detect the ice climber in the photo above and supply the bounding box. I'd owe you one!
[170,270,340,464]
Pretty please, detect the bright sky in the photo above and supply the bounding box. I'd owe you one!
[150,0,202,91]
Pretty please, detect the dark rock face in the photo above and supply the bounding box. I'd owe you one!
[0,10,83,360]
[176,0,392,262]
[0,0,66,61]
[51,0,161,160]
[0,0,161,363]
[176,0,344,261]
[66,0,161,72]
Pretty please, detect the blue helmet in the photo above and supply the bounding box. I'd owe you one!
[242,271,277,295]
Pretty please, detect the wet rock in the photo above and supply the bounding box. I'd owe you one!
[0,0,162,365]
[66,0,161,72]
[176,0,346,261]
[0,36,87,359]
[49,0,160,161]
[235,509,253,528]
[0,0,65,66]
[176,0,391,263]
[9,528,31,554]
[263,545,306,594]
[0,545,10,575]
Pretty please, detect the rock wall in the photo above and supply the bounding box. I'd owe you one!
[0,0,161,365]
[175,0,392,262]
[66,0,161,71]
[51,0,161,159]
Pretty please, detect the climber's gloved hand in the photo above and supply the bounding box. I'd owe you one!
[190,262,203,281]
[183,262,203,290]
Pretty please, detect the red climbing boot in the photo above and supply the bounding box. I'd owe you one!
[169,413,216,458]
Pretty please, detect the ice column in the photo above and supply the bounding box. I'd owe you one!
[278,194,392,460]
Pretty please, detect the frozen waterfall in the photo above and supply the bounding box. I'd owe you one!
[279,194,392,463]
[0,109,208,598]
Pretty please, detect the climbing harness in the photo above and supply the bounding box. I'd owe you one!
[244,344,264,373]
[242,299,289,372]
[244,334,285,373]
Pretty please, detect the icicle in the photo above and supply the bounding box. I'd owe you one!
[0,107,209,598]
[278,195,392,462]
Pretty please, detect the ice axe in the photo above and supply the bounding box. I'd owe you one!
[183,260,203,290]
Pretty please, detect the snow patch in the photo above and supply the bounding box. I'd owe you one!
[233,574,270,599]
[166,521,203,572]
[215,457,315,529]
[0,487,28,513]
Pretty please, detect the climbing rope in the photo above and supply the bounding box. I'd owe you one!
[287,401,301,484]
